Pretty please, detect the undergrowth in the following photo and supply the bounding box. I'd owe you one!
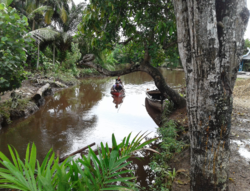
[147,100,187,191]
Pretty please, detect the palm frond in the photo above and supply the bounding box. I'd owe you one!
[44,8,54,24]
[26,27,60,42]
[60,6,68,23]
[28,5,52,19]
[61,31,70,43]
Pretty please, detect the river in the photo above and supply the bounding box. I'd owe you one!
[0,68,185,163]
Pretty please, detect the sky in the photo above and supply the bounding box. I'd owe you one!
[74,0,250,39]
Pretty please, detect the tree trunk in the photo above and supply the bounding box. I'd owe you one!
[37,40,40,69]
[172,0,249,190]
[32,19,35,31]
[79,54,186,108]
[53,42,55,65]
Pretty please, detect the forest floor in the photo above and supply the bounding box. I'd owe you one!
[170,78,250,191]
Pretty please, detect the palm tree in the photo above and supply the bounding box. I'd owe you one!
[10,0,52,30]
[43,1,86,64]
[20,0,86,68]
[25,27,60,68]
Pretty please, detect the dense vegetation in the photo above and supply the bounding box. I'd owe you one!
[1,0,248,190]
[0,132,159,191]
[0,0,183,93]
[0,3,33,92]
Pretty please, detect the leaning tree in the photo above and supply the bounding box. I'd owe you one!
[78,0,186,109]
[78,0,249,190]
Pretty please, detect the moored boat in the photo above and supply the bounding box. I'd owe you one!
[146,90,166,112]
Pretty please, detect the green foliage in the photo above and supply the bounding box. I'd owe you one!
[0,0,13,6]
[112,43,143,64]
[0,132,157,191]
[162,99,175,116]
[96,49,118,70]
[244,38,250,54]
[61,42,82,76]
[79,68,99,77]
[79,0,179,66]
[0,3,33,92]
[148,120,185,190]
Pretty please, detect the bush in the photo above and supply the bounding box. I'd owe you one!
[0,3,32,92]
[61,42,81,76]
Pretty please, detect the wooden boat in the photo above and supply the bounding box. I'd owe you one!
[111,83,125,97]
[145,98,161,126]
[146,90,166,112]
[111,90,124,97]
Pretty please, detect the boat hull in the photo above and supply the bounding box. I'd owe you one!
[111,90,125,97]
[146,90,166,112]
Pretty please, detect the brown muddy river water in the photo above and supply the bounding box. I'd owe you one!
[0,69,185,165]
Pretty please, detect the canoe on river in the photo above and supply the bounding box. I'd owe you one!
[146,90,166,112]
[111,90,125,97]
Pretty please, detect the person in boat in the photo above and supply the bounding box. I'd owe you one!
[115,76,122,84]
[112,82,124,92]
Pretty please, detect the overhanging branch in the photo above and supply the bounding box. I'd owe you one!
[79,54,186,108]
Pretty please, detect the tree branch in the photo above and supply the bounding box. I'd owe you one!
[162,40,178,50]
[79,54,186,108]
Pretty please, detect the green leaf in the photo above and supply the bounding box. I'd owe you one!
[0,3,4,10]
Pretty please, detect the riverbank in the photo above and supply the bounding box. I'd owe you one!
[0,69,103,128]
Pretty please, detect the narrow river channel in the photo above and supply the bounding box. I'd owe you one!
[0,68,185,163]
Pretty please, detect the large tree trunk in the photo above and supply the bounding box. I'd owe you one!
[79,54,186,108]
[172,0,249,190]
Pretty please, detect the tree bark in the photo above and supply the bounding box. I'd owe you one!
[37,40,40,69]
[79,54,186,108]
[53,42,55,65]
[172,0,249,190]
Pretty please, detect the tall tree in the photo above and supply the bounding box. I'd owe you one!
[172,0,249,190]
[78,0,186,108]
[78,0,249,190]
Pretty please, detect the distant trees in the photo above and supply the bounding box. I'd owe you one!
[244,38,250,54]
[9,0,86,69]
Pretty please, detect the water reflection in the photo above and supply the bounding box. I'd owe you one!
[0,69,185,163]
[112,96,124,109]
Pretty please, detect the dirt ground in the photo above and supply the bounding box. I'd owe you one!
[170,78,250,191]
[0,80,39,104]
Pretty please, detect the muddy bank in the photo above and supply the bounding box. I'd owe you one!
[0,71,104,128]
[0,80,65,128]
